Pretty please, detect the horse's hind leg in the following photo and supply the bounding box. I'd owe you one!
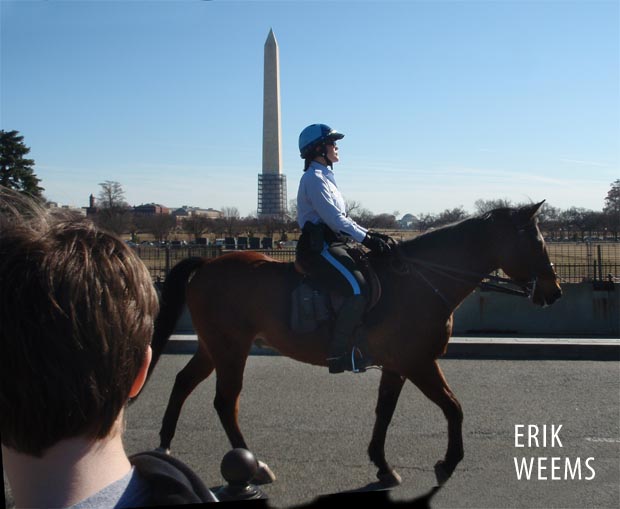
[408,360,463,485]
[368,369,406,487]
[159,343,214,452]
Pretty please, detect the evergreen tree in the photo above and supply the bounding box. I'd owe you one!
[0,130,43,198]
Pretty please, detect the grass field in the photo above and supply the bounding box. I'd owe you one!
[545,242,619,282]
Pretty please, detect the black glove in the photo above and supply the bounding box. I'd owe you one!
[371,231,395,245]
[362,232,391,255]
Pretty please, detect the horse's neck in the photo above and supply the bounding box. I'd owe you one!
[403,222,500,311]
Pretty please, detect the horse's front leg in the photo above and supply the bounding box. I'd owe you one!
[368,369,406,487]
[408,360,463,485]
[212,347,276,485]
[158,348,214,452]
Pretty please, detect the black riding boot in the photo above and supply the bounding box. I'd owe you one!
[327,294,367,374]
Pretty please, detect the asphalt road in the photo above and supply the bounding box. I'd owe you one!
[119,354,620,509]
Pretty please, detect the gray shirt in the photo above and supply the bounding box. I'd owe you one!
[70,467,150,509]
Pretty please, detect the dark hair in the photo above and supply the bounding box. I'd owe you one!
[303,143,326,171]
[0,189,158,456]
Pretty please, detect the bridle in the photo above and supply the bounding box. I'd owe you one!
[388,249,552,310]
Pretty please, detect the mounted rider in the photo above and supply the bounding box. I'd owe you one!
[295,123,392,374]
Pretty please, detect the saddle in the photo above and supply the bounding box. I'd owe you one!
[289,246,382,334]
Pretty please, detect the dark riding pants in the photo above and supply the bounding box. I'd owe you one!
[297,239,368,298]
[297,230,369,367]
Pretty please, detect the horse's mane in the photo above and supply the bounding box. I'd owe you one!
[399,208,514,255]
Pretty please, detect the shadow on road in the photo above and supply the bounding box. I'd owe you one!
[292,484,442,509]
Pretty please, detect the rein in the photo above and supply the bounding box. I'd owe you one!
[388,249,534,307]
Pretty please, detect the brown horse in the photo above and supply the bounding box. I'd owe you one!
[146,202,561,487]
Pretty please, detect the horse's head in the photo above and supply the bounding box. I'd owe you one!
[491,201,562,307]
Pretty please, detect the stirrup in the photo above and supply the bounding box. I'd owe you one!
[351,347,371,373]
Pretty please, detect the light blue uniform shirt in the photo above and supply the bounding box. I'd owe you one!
[296,161,368,243]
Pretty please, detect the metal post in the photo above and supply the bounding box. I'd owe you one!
[586,241,593,280]
[165,245,171,279]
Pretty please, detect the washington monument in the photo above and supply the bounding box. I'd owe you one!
[258,29,287,218]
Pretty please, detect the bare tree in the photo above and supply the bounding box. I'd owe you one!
[371,213,399,230]
[221,206,241,236]
[240,215,260,237]
[288,200,298,222]
[182,215,211,241]
[257,215,285,239]
[349,206,374,227]
[98,181,128,209]
[604,179,620,236]
[473,198,513,215]
[137,214,176,243]
[434,207,469,226]
[94,181,132,235]
[345,199,362,217]
[416,213,431,231]
[96,208,133,236]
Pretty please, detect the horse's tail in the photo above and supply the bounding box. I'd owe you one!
[147,256,205,382]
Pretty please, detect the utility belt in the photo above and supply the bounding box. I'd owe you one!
[299,221,342,254]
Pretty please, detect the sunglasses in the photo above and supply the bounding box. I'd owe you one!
[325,141,338,148]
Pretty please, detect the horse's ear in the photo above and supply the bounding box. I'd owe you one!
[530,200,545,218]
[517,200,545,224]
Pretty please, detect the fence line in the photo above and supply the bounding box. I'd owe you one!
[135,245,296,282]
[134,243,620,284]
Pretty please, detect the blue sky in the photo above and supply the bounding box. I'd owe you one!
[1,0,618,218]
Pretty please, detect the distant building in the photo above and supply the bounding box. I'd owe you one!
[85,194,98,217]
[83,194,224,223]
[171,207,190,220]
[45,201,87,217]
[172,206,221,220]
[200,208,222,219]
[399,213,420,229]
[133,203,170,216]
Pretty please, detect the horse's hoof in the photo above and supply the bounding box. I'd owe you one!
[377,468,402,487]
[155,447,171,455]
[434,460,452,485]
[252,460,276,484]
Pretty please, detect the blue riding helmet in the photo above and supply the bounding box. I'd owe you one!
[298,124,344,159]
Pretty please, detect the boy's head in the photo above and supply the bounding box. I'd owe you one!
[0,189,158,456]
